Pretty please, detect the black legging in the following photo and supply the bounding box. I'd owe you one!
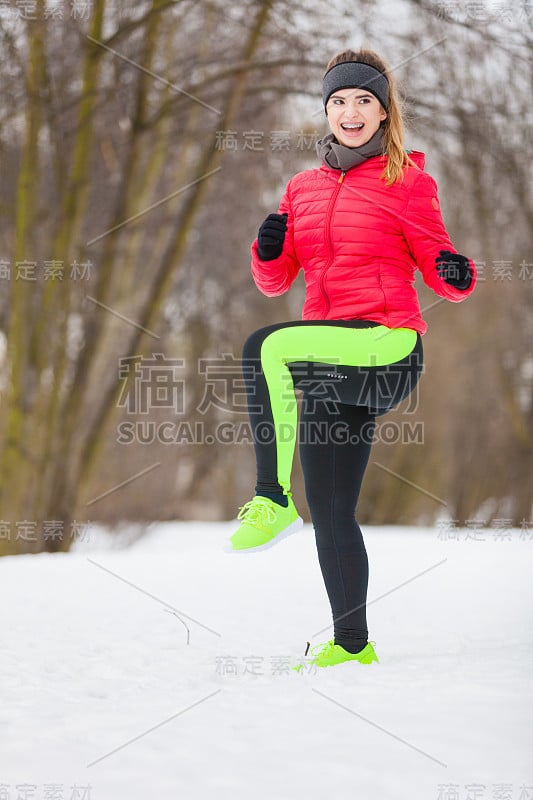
[242,319,423,653]
[299,398,375,652]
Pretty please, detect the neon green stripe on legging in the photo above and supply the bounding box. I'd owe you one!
[259,325,417,493]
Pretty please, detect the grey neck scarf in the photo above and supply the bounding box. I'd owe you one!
[316,125,385,171]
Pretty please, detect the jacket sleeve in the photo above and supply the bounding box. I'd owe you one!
[250,178,301,296]
[400,171,477,302]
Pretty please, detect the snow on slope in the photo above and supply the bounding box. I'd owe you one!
[1,522,532,800]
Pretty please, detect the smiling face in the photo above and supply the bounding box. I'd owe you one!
[326,88,387,147]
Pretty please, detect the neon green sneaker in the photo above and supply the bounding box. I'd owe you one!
[292,639,379,670]
[226,494,303,553]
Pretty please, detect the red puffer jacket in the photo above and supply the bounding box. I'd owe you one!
[251,151,476,335]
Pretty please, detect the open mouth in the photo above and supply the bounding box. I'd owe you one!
[341,123,364,131]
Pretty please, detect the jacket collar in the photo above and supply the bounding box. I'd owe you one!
[406,150,425,169]
[319,149,426,173]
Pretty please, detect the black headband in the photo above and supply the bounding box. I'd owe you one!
[322,61,389,112]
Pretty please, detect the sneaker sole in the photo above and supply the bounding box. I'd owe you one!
[224,516,304,554]
[292,659,378,671]
[319,656,379,667]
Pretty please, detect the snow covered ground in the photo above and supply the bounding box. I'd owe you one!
[1,521,532,800]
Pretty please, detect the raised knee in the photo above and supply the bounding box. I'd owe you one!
[243,328,266,362]
[242,325,279,361]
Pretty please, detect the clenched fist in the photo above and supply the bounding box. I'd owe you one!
[257,213,288,261]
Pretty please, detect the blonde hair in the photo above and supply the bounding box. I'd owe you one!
[325,48,417,186]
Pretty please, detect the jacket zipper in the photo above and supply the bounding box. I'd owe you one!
[319,170,345,316]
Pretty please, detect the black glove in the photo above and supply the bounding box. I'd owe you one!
[435,249,472,290]
[257,213,288,261]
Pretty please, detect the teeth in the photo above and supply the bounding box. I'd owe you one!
[342,123,364,129]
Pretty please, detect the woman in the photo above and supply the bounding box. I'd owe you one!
[226,48,476,669]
